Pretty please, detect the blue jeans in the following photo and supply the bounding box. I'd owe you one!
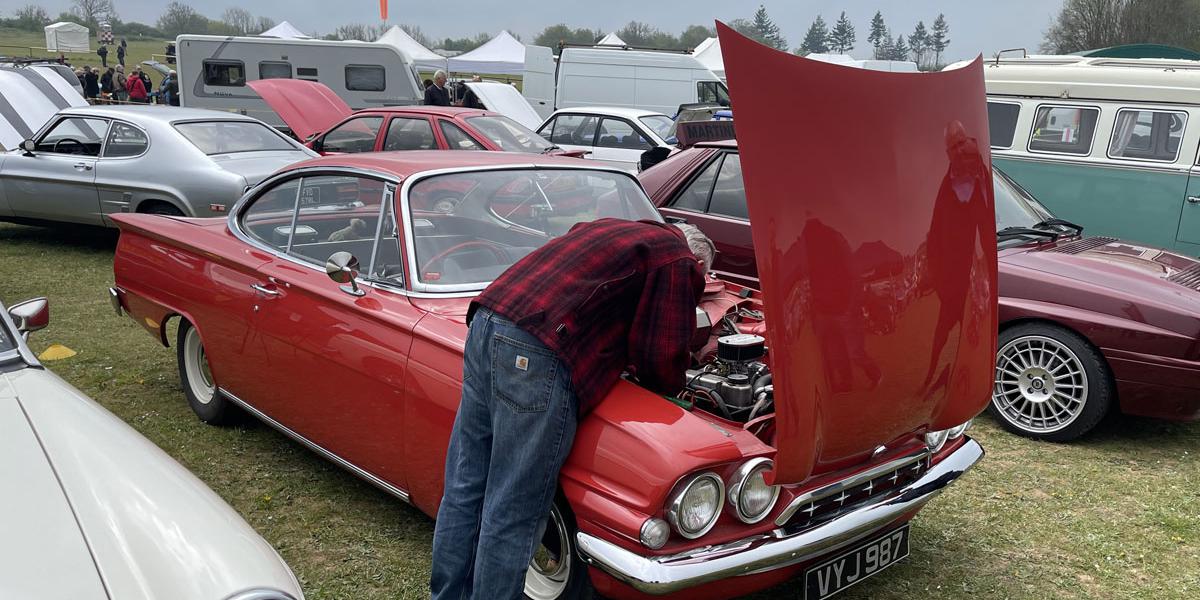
[431,308,579,600]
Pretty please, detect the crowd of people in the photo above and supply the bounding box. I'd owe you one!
[60,37,180,107]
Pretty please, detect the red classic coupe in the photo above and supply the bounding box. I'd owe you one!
[641,141,1200,442]
[108,28,993,600]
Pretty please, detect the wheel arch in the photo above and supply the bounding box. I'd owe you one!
[134,197,190,216]
[996,316,1120,413]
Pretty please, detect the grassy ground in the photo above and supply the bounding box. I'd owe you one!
[0,26,169,76]
[0,220,1197,599]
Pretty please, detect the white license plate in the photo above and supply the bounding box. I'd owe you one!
[804,525,910,600]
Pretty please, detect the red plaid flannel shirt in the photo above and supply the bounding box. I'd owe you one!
[471,218,704,413]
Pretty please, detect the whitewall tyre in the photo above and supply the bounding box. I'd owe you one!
[525,497,594,600]
[177,320,239,425]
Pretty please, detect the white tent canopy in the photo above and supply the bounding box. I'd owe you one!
[693,37,724,80]
[259,21,311,40]
[448,31,526,75]
[595,32,626,47]
[44,22,90,53]
[376,25,446,71]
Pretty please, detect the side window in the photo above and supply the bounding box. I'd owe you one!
[596,118,651,150]
[1109,108,1187,162]
[289,176,388,266]
[240,179,301,250]
[203,60,245,86]
[321,117,384,153]
[440,121,484,150]
[536,117,556,140]
[1029,105,1099,155]
[550,114,598,146]
[104,122,148,158]
[707,153,747,219]
[36,117,109,156]
[259,61,292,80]
[383,117,437,151]
[346,65,386,92]
[987,102,1021,149]
[671,154,722,212]
[296,67,319,81]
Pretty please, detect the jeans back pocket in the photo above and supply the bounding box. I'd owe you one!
[491,333,559,413]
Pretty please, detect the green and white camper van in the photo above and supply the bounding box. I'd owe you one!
[952,55,1200,254]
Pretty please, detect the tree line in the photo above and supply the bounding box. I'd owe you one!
[3,1,277,39]
[1042,0,1200,54]
[796,11,950,69]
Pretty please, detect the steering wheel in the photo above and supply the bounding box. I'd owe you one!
[421,240,510,278]
[52,138,85,154]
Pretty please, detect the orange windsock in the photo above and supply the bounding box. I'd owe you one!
[380,0,388,21]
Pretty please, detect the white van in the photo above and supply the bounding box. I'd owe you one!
[522,46,729,119]
[176,35,423,129]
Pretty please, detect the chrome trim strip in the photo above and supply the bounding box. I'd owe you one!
[107,286,123,317]
[774,448,930,527]
[576,439,983,596]
[218,387,411,504]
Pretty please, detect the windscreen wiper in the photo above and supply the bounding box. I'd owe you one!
[997,226,1061,240]
[540,145,562,154]
[1032,218,1084,235]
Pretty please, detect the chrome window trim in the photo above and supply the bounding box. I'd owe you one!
[1026,103,1102,157]
[985,100,1022,150]
[398,163,657,294]
[774,448,930,527]
[98,118,151,160]
[1105,107,1189,164]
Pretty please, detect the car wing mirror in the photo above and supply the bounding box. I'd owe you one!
[326,252,365,296]
[9,297,49,339]
[19,139,36,156]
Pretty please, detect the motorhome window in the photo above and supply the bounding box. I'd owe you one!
[549,114,598,146]
[36,117,109,155]
[697,81,730,106]
[987,102,1021,149]
[383,117,437,151]
[440,121,484,150]
[707,153,747,219]
[465,115,555,153]
[1029,105,1099,155]
[203,60,245,86]
[346,65,386,92]
[597,118,651,150]
[321,117,384,153]
[672,154,722,212]
[175,121,299,155]
[1108,109,1186,162]
[259,61,292,80]
[297,67,319,81]
[103,122,148,158]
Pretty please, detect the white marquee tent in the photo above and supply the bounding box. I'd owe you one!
[44,22,90,53]
[376,26,447,71]
[693,37,724,80]
[259,21,311,40]
[595,32,626,47]
[448,31,526,75]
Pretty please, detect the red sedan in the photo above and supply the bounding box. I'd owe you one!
[641,141,1200,441]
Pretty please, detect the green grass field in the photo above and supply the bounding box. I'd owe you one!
[0,26,170,74]
[0,219,1197,599]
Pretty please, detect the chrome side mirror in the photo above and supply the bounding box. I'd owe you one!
[9,297,49,339]
[19,139,36,155]
[326,252,365,296]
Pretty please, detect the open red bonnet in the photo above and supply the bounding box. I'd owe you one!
[247,78,354,141]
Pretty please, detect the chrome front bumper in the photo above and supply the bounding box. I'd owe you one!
[576,437,984,595]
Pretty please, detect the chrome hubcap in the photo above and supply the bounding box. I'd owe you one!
[524,506,571,599]
[993,335,1088,433]
[184,328,215,405]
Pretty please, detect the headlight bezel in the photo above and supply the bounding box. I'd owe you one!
[639,517,670,550]
[924,428,950,453]
[666,471,725,539]
[947,420,973,439]
[726,457,780,524]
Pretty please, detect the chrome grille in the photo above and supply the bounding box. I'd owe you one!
[775,450,930,530]
[1167,263,1200,290]
[1047,236,1118,255]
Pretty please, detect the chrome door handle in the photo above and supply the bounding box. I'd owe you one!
[250,283,281,296]
[73,162,93,171]
[1188,196,1200,204]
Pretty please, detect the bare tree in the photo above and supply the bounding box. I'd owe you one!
[13,4,50,30]
[157,2,208,38]
[221,8,255,36]
[255,16,276,34]
[71,0,116,28]
[1043,0,1199,54]
[331,23,385,41]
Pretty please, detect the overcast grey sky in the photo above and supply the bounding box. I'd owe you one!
[5,1,1063,61]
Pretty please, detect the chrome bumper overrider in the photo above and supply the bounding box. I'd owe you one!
[576,438,984,595]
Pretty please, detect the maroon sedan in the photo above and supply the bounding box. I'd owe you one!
[642,141,1200,441]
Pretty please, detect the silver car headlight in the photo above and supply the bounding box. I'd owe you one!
[947,420,973,439]
[666,472,724,539]
[924,429,950,453]
[639,517,670,550]
[727,458,780,524]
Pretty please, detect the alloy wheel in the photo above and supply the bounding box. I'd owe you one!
[993,335,1089,433]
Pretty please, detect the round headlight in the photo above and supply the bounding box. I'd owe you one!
[947,420,972,439]
[925,429,949,453]
[727,458,780,524]
[667,472,724,539]
[640,517,670,550]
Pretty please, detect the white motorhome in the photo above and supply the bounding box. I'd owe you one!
[522,46,729,119]
[176,35,423,129]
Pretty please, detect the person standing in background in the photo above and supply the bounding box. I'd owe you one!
[424,70,451,106]
[117,39,126,67]
[114,65,128,103]
[83,67,100,102]
[166,70,180,106]
[97,44,108,68]
[127,67,148,103]
[100,67,114,103]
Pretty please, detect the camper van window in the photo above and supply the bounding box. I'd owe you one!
[203,60,246,87]
[549,114,598,146]
[384,117,437,151]
[987,102,1021,149]
[322,117,384,153]
[104,122,148,158]
[440,121,484,150]
[1029,105,1099,156]
[259,61,292,80]
[346,65,386,92]
[175,121,299,155]
[1108,109,1186,162]
[596,119,652,150]
[297,68,319,81]
[697,81,730,106]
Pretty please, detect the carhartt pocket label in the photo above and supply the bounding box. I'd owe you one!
[515,355,529,371]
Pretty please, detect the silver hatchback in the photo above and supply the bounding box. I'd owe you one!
[0,106,316,225]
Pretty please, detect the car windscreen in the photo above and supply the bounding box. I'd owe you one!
[175,121,300,155]
[406,168,659,288]
[994,169,1054,231]
[464,115,554,153]
[639,115,674,141]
